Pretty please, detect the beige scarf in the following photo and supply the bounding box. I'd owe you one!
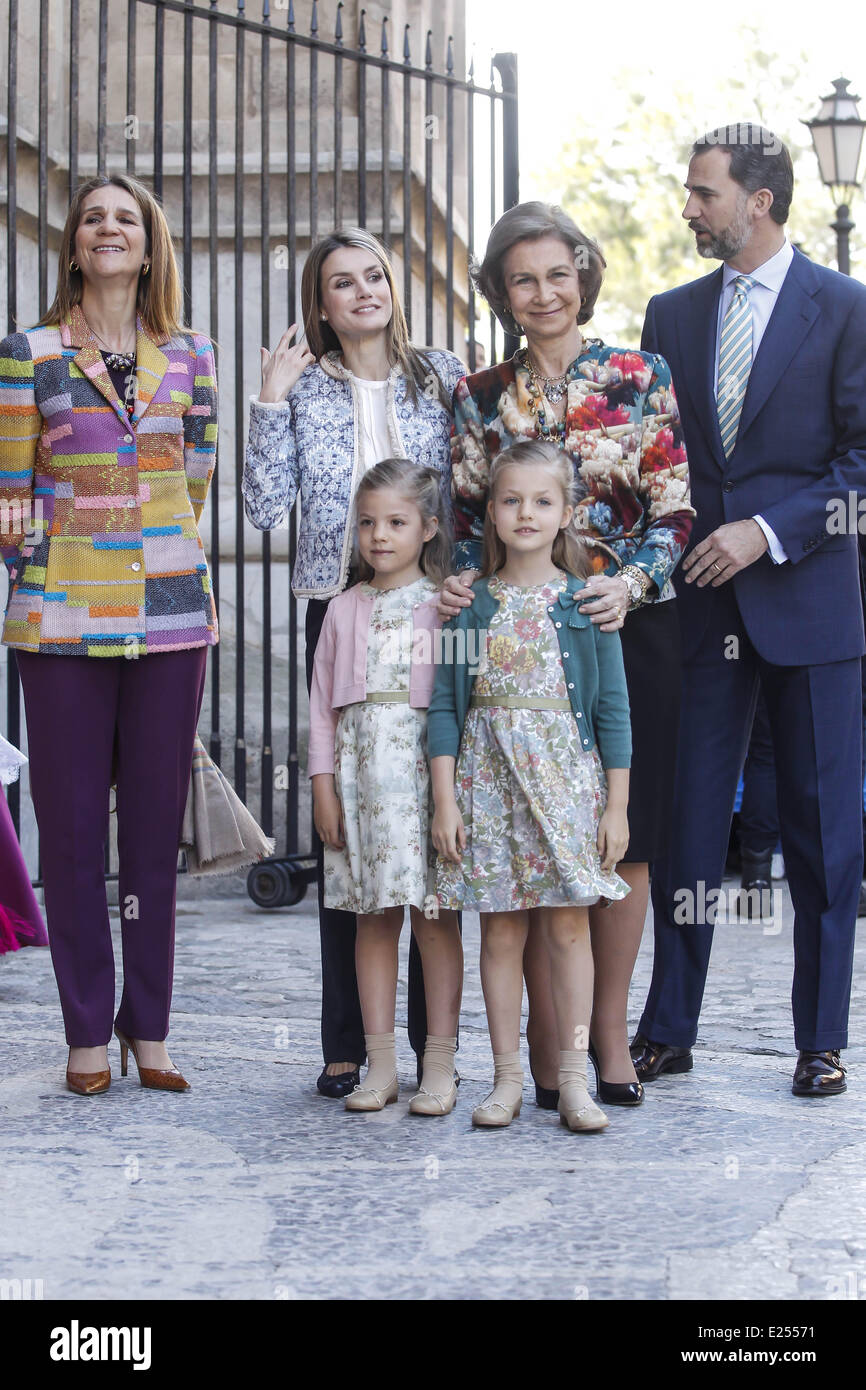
[180,737,275,876]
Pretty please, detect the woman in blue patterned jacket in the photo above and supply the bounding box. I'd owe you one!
[243,227,465,1098]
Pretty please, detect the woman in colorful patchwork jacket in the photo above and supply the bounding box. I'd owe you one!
[0,174,217,1095]
[243,227,465,1099]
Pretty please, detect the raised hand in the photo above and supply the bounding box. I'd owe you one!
[259,323,316,403]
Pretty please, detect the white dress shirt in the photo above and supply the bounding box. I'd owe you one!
[714,238,795,564]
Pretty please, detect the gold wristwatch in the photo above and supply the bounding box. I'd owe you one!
[620,565,653,609]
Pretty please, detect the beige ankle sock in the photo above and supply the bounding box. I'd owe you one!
[482,1049,523,1109]
[418,1035,457,1095]
[558,1049,590,1096]
[558,1048,605,1113]
[361,1032,397,1092]
[558,1048,608,1128]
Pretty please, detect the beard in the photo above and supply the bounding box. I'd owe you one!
[693,194,753,260]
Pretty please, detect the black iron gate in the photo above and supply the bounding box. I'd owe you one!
[1,0,518,904]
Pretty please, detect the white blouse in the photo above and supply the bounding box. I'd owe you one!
[252,374,391,467]
[352,375,391,466]
[252,372,391,464]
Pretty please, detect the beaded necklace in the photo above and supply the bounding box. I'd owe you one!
[521,348,570,442]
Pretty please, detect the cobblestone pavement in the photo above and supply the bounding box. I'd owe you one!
[1,875,864,1302]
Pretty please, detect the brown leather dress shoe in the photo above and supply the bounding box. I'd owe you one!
[66,1069,111,1095]
[629,1033,693,1081]
[114,1028,190,1092]
[792,1050,847,1097]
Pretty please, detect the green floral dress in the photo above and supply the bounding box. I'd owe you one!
[324,577,438,915]
[436,573,630,913]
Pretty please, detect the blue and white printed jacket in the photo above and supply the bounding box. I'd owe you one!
[242,349,466,599]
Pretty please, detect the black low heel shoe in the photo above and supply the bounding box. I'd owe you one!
[316,1065,361,1098]
[588,1042,644,1107]
[534,1082,560,1110]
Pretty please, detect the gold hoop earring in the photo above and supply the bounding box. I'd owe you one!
[69,260,79,273]
[141,263,151,277]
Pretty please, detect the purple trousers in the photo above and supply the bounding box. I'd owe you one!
[16,647,207,1045]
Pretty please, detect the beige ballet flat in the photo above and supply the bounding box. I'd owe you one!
[344,1076,399,1111]
[409,1079,458,1116]
[471,1091,522,1128]
[558,1085,609,1133]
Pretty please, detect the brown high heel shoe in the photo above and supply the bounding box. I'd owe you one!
[66,1068,111,1096]
[114,1027,191,1092]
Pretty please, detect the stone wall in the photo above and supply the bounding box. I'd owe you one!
[0,0,473,881]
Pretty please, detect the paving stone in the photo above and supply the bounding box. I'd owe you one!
[0,876,863,1300]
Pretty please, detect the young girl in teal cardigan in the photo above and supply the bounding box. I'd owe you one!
[428,439,631,1132]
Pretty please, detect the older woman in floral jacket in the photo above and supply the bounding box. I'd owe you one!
[441,201,694,1111]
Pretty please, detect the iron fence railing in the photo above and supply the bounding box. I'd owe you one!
[1,0,518,903]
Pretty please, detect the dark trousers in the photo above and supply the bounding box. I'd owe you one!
[738,691,779,856]
[641,583,861,1052]
[305,599,427,1063]
[17,646,207,1046]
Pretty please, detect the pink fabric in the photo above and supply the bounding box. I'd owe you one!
[0,789,48,953]
[0,903,45,954]
[308,583,441,777]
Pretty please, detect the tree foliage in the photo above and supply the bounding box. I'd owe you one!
[539,25,864,343]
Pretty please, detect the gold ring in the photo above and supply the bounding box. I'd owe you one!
[711,561,721,572]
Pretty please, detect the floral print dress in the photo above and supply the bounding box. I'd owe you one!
[436,574,630,913]
[324,577,438,915]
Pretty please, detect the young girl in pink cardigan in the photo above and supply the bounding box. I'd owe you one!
[308,460,463,1116]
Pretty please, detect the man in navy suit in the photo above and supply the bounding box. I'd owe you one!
[633,125,866,1096]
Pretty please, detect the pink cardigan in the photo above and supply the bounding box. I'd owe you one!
[308,582,442,777]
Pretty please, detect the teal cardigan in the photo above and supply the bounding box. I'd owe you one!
[427,572,632,768]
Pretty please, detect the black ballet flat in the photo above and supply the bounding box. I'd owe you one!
[534,1082,560,1110]
[589,1042,644,1107]
[316,1065,361,1098]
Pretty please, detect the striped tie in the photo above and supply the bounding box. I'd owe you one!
[716,274,756,458]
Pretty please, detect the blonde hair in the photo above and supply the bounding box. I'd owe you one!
[301,228,451,409]
[42,174,184,341]
[481,439,593,580]
[354,459,453,586]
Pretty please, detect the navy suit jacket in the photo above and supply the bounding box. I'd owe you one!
[642,248,866,665]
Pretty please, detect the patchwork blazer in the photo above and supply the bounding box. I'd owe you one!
[0,304,218,656]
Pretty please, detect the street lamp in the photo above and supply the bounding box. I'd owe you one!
[803,77,866,276]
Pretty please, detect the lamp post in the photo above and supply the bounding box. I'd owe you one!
[803,77,866,276]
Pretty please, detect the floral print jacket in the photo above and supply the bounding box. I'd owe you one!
[451,343,694,598]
